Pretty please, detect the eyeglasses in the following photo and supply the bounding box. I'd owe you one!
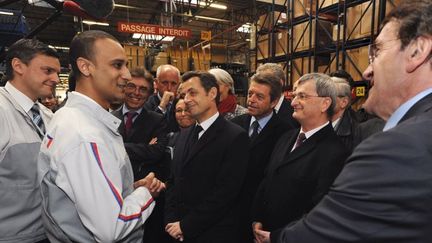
[292,92,322,100]
[368,39,400,64]
[125,82,149,94]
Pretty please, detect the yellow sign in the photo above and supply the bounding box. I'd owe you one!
[356,86,365,97]
[201,31,211,41]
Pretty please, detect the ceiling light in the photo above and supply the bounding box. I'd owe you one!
[0,11,14,16]
[175,0,227,10]
[132,33,142,39]
[114,4,140,9]
[82,20,109,26]
[236,23,251,33]
[132,34,175,42]
[195,15,230,23]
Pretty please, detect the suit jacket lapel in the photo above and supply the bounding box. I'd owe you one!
[183,116,223,167]
[400,93,432,124]
[128,109,149,139]
[251,113,279,147]
[274,123,333,170]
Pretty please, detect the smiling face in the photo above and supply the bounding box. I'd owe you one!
[14,54,60,102]
[86,38,131,108]
[183,77,218,123]
[124,76,152,110]
[175,99,196,128]
[362,21,406,119]
[291,80,331,131]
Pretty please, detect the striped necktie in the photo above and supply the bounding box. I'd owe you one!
[30,104,46,134]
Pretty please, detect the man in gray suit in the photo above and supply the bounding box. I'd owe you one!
[254,1,432,242]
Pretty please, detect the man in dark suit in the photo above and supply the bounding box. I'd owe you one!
[330,76,360,152]
[112,67,169,243]
[255,1,432,242]
[256,63,299,129]
[165,71,249,243]
[144,64,180,132]
[232,72,288,242]
[252,73,349,242]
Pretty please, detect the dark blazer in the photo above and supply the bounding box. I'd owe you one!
[144,93,179,132]
[272,94,432,243]
[252,123,349,232]
[112,107,167,180]
[232,113,288,242]
[165,115,249,243]
[334,108,359,153]
[276,98,300,130]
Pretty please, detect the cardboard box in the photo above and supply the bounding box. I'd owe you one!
[346,1,379,39]
[275,30,289,56]
[293,0,338,18]
[257,11,288,31]
[257,34,270,60]
[330,46,369,81]
[124,45,145,69]
[292,20,333,51]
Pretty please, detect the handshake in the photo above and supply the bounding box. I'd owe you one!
[133,172,166,197]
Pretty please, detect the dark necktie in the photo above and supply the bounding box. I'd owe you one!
[191,125,203,146]
[30,104,45,134]
[250,120,260,141]
[293,132,306,150]
[125,111,137,135]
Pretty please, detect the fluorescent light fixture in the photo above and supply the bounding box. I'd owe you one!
[195,15,230,23]
[0,10,14,16]
[82,20,109,26]
[132,33,142,39]
[50,45,70,50]
[175,0,227,10]
[237,23,251,33]
[114,3,140,9]
[132,33,175,42]
[28,0,54,8]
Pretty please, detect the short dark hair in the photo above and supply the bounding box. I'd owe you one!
[382,0,432,51]
[250,72,282,103]
[5,38,59,80]
[69,30,118,79]
[181,71,220,105]
[329,70,355,88]
[130,66,154,95]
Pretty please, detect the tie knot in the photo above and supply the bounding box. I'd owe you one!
[297,132,306,142]
[31,103,40,113]
[195,125,203,134]
[126,111,138,119]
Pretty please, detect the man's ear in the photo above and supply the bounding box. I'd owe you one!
[76,57,92,77]
[11,58,25,76]
[209,86,218,101]
[321,97,332,113]
[270,97,278,109]
[406,36,432,73]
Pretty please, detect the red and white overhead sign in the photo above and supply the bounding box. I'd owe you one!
[117,22,192,39]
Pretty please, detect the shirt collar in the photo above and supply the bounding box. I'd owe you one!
[383,88,432,131]
[301,121,329,139]
[250,111,273,131]
[332,117,341,129]
[5,82,36,114]
[69,92,122,133]
[122,105,143,116]
[274,95,285,113]
[197,112,219,132]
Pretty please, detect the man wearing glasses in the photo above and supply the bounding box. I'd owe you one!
[254,1,432,242]
[112,66,169,243]
[252,73,349,242]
